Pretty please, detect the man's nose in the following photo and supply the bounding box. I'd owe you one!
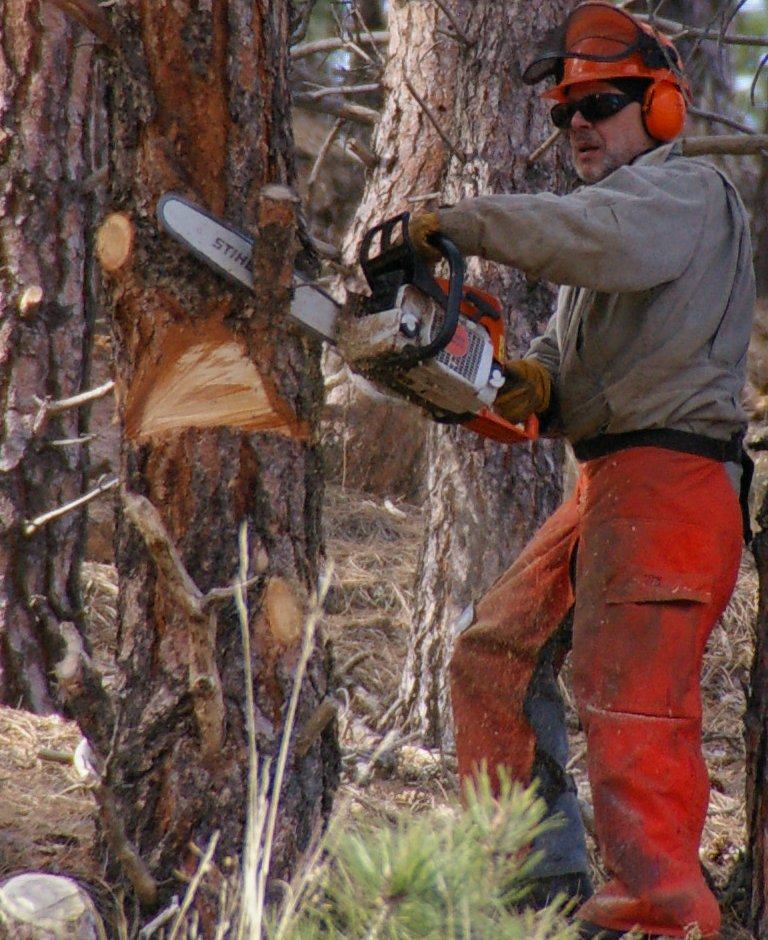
[569,108,592,130]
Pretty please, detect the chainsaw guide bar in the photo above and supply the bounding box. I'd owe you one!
[157,192,340,344]
[156,193,538,446]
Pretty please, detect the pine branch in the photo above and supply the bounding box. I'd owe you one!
[291,30,389,61]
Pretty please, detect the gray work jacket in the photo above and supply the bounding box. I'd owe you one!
[438,143,756,445]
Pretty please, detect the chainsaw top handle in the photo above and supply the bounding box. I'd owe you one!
[359,212,465,365]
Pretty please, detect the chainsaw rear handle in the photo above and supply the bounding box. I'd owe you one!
[359,213,465,366]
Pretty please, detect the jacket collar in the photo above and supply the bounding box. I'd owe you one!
[631,140,681,167]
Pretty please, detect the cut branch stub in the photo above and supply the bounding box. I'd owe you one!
[251,186,298,321]
[96,212,135,273]
[264,576,306,646]
[19,285,44,316]
[0,873,107,939]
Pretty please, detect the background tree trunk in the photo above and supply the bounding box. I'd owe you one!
[747,505,768,936]
[0,2,105,717]
[96,0,338,902]
[329,1,462,500]
[383,0,574,746]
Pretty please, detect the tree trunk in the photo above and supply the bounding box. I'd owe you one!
[751,112,768,300]
[747,492,768,935]
[0,2,106,721]
[330,1,462,500]
[382,0,574,746]
[96,0,338,907]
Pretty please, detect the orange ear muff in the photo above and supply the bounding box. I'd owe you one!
[642,80,687,142]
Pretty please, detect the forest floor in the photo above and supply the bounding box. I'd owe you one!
[0,483,758,938]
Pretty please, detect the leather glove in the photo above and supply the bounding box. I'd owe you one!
[495,359,552,423]
[408,210,443,262]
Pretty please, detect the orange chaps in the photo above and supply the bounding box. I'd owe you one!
[449,448,742,939]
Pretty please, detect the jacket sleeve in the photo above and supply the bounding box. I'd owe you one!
[438,161,709,292]
[525,308,561,378]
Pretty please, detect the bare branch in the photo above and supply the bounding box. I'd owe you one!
[291,30,389,61]
[689,107,757,136]
[23,475,118,536]
[40,379,115,416]
[122,490,225,763]
[404,76,467,163]
[96,780,158,906]
[346,136,379,169]
[751,53,768,107]
[634,12,768,47]
[294,93,378,126]
[303,82,380,100]
[309,236,342,262]
[308,118,345,203]
[50,434,96,447]
[350,3,386,65]
[407,191,443,203]
[167,831,220,940]
[433,0,472,47]
[290,0,319,46]
[294,697,339,758]
[526,129,562,166]
[43,0,121,50]
[681,133,768,156]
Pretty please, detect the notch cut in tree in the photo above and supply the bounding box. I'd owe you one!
[122,313,309,441]
[99,189,311,442]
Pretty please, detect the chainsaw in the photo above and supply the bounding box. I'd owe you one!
[156,194,538,445]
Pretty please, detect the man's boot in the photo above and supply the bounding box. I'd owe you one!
[522,627,592,910]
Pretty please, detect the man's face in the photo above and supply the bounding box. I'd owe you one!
[566,80,656,184]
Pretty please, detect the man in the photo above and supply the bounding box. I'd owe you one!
[409,4,755,939]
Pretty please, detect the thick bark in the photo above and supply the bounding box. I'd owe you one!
[0,2,107,726]
[332,1,461,499]
[97,0,338,906]
[747,492,768,935]
[751,112,768,300]
[391,0,574,746]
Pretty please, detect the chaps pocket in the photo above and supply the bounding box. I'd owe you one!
[605,570,712,605]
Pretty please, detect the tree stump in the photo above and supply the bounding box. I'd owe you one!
[0,873,105,939]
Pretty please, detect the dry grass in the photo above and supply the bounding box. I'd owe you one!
[0,483,760,938]
[0,706,97,882]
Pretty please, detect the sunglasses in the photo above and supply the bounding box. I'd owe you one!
[550,92,636,130]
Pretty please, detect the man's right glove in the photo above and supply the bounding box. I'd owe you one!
[408,210,443,263]
[495,359,552,423]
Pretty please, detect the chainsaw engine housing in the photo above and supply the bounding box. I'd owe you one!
[339,285,504,416]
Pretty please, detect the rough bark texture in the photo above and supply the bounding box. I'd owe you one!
[376,0,574,746]
[748,492,768,936]
[752,112,768,300]
[98,0,338,904]
[329,1,461,499]
[0,2,107,723]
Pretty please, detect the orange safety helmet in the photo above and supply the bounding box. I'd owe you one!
[523,3,690,142]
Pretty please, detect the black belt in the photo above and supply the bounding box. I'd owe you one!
[572,428,743,463]
[572,428,753,545]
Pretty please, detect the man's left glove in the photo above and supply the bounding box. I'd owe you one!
[408,210,443,262]
[495,359,552,423]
